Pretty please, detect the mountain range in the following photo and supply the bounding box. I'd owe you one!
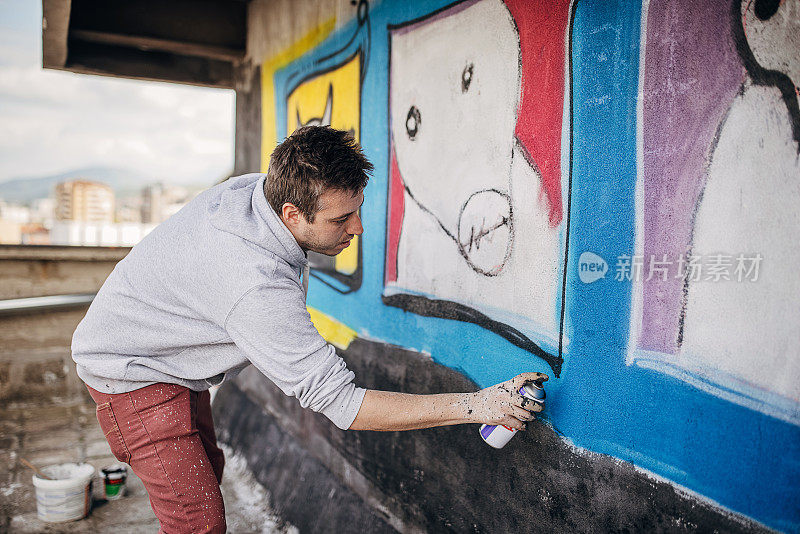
[0,167,223,204]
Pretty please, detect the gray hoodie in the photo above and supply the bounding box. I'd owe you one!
[71,173,365,430]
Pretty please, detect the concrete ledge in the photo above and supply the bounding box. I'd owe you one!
[0,246,125,300]
[0,245,130,262]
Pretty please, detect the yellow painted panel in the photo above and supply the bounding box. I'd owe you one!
[285,52,361,142]
[285,53,362,277]
[335,234,359,274]
[260,18,337,172]
[308,306,358,350]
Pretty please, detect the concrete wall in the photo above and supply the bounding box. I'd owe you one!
[0,246,128,402]
[221,0,800,531]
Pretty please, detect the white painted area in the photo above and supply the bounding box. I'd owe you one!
[388,0,562,343]
[627,0,651,366]
[219,445,298,534]
[681,82,800,403]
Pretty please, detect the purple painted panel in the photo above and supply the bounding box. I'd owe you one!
[638,0,745,354]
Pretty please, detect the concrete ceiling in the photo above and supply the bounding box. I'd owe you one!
[42,0,249,89]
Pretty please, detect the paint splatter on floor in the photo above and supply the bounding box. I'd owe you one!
[219,444,298,534]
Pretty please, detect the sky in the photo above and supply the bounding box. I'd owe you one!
[0,0,235,187]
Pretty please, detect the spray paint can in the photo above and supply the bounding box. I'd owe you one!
[479,381,545,449]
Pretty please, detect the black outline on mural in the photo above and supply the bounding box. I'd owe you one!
[281,1,371,294]
[558,0,579,369]
[387,0,520,280]
[387,0,481,33]
[383,294,563,373]
[735,0,800,146]
[455,189,514,276]
[383,24,399,290]
[286,0,371,92]
[317,0,371,83]
[676,103,736,348]
[295,84,334,129]
[286,50,365,111]
[383,0,483,288]
[401,185,515,277]
[382,0,575,377]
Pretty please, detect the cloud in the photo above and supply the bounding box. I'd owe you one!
[0,0,235,188]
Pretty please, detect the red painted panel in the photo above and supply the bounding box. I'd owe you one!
[385,147,405,284]
[506,0,570,227]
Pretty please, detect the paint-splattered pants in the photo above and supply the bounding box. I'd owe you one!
[87,383,226,534]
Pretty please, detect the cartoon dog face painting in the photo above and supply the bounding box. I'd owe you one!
[389,0,521,277]
[385,0,571,368]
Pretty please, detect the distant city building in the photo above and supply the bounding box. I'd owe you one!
[0,201,31,244]
[140,183,164,224]
[0,198,54,245]
[50,179,149,246]
[0,201,32,224]
[55,180,114,223]
[31,198,56,229]
[21,223,50,245]
[141,183,193,224]
[50,220,157,247]
[2,180,195,247]
[116,196,143,223]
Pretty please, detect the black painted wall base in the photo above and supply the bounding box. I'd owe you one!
[214,384,395,533]
[213,337,766,533]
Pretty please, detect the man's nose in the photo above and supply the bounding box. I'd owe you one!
[347,212,363,236]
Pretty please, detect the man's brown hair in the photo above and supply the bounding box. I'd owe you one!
[264,126,373,222]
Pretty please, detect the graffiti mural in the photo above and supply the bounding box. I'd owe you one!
[257,0,800,529]
[384,0,573,375]
[629,0,800,421]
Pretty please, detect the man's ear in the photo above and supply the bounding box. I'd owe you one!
[280,202,301,226]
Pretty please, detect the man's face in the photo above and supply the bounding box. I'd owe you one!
[293,188,364,256]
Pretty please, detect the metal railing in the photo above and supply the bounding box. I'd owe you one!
[0,294,96,316]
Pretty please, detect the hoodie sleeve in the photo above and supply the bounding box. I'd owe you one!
[224,281,366,430]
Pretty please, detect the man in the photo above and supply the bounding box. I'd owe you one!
[72,126,547,533]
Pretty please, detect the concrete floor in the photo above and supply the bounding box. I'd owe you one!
[0,393,297,533]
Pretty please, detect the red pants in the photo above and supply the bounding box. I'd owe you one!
[87,383,226,533]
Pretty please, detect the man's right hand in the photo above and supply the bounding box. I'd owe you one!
[348,372,549,432]
[467,372,549,430]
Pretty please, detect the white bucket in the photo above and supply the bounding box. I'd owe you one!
[32,463,95,523]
